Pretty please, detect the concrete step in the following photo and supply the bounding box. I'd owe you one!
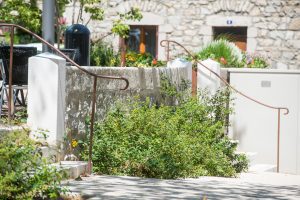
[51,161,88,179]
[249,164,277,173]
[39,146,60,163]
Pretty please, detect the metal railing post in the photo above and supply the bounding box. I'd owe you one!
[277,109,281,173]
[160,39,289,173]
[88,77,97,174]
[0,23,130,174]
[8,26,14,120]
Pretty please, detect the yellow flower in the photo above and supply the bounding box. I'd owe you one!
[71,139,78,148]
[127,55,136,62]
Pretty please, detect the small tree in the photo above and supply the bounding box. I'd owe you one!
[56,0,142,65]
[0,0,41,43]
[0,0,41,33]
[0,0,142,44]
[56,0,142,40]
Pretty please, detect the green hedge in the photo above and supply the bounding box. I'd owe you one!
[0,131,66,199]
[85,89,248,178]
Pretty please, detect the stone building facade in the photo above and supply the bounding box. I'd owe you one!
[65,0,300,69]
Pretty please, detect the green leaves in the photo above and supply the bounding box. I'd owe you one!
[0,0,41,33]
[88,88,248,179]
[196,39,268,68]
[90,40,120,66]
[0,131,66,199]
[119,7,143,21]
[112,7,143,38]
[111,19,130,38]
[85,6,104,21]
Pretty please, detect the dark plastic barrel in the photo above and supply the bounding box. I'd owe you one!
[65,24,90,66]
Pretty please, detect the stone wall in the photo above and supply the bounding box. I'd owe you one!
[65,65,191,133]
[64,0,300,69]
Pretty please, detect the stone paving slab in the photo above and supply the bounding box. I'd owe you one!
[64,172,300,200]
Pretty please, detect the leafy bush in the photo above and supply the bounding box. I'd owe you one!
[196,39,268,68]
[90,41,120,66]
[90,41,166,67]
[0,107,28,125]
[197,39,243,68]
[0,131,67,199]
[85,88,248,179]
[0,0,41,33]
[126,51,166,67]
[244,53,269,68]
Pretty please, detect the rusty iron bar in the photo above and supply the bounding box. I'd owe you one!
[167,41,170,61]
[191,68,197,96]
[120,38,126,67]
[8,26,14,120]
[160,39,289,173]
[0,23,129,89]
[0,23,129,174]
[277,109,281,173]
[88,77,97,174]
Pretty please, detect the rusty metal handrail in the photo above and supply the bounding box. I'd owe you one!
[161,40,289,173]
[0,23,129,174]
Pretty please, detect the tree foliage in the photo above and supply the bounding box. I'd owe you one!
[0,131,67,199]
[0,0,41,33]
[0,0,142,39]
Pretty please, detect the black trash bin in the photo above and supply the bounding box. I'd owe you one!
[65,24,90,66]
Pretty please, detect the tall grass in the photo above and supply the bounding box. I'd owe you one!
[197,39,243,67]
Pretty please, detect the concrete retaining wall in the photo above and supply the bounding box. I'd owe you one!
[65,65,192,134]
[227,68,300,175]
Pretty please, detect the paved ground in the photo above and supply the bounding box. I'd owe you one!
[64,172,300,200]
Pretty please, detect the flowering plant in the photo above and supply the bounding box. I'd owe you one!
[196,39,268,68]
[125,51,165,67]
[243,53,268,68]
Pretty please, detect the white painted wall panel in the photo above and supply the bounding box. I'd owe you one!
[297,78,300,175]
[197,59,221,95]
[228,70,300,174]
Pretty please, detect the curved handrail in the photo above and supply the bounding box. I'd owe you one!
[0,23,129,174]
[0,23,129,90]
[160,40,289,114]
[160,39,289,173]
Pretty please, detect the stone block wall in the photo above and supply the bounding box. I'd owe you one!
[64,0,300,69]
[65,65,191,133]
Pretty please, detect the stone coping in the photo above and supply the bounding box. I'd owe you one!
[224,68,300,74]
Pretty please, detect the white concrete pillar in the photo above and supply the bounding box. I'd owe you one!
[27,53,66,147]
[167,58,192,80]
[197,59,221,95]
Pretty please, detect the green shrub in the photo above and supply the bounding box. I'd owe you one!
[0,131,67,199]
[196,39,269,68]
[244,53,269,68]
[85,89,248,179]
[90,41,166,67]
[196,39,243,68]
[126,51,166,67]
[90,41,120,66]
